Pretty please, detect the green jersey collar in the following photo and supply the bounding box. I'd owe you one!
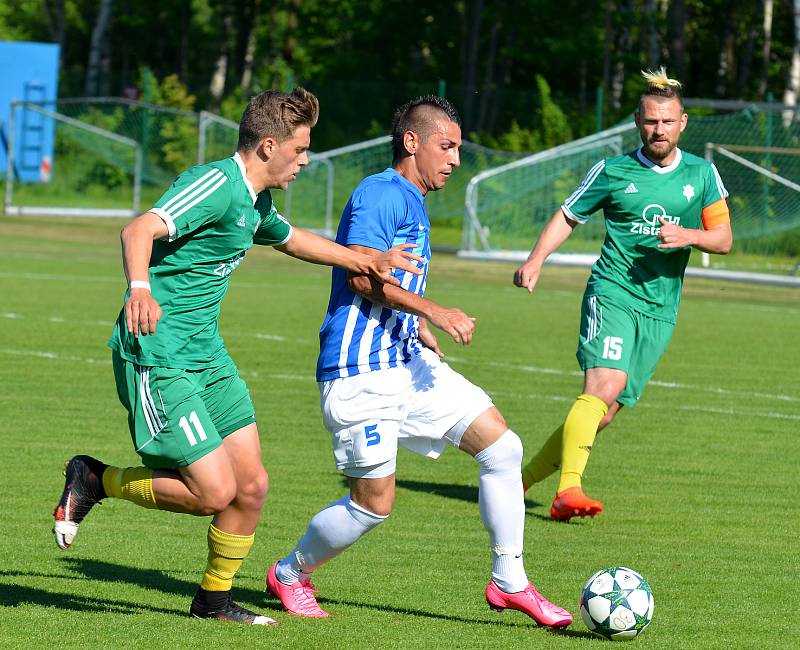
[635,147,683,174]
[233,152,258,204]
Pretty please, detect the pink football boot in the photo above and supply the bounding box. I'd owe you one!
[486,580,573,627]
[266,562,329,618]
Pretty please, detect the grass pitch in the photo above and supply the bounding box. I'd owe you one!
[1,216,798,649]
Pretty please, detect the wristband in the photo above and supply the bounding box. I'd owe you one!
[129,280,151,291]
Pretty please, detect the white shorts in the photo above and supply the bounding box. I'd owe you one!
[319,347,493,476]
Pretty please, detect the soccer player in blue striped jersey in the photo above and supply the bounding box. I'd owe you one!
[514,68,732,522]
[51,88,424,625]
[267,96,573,628]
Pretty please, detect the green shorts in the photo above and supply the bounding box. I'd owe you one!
[575,294,674,407]
[112,351,256,469]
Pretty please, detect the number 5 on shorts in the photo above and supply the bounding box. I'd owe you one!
[365,424,381,447]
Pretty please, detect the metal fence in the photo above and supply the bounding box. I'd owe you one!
[461,102,800,265]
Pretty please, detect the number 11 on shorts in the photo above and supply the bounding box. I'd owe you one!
[365,424,381,447]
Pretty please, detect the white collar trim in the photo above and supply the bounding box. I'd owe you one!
[233,152,258,204]
[636,147,682,174]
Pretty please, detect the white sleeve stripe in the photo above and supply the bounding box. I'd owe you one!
[564,160,605,209]
[275,224,293,245]
[169,175,228,220]
[161,168,224,213]
[561,202,588,224]
[711,163,729,199]
[150,208,176,240]
[161,172,227,220]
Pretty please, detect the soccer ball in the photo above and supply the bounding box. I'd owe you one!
[580,566,654,641]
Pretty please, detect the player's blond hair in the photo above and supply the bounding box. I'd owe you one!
[638,66,684,111]
[237,87,319,151]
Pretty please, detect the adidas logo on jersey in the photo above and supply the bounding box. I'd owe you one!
[624,183,638,194]
[236,215,247,227]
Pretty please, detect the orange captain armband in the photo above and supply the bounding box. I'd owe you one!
[701,198,730,229]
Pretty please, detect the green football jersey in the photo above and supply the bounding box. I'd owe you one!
[563,148,728,322]
[108,153,292,368]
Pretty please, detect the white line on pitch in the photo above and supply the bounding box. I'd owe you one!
[0,348,110,364]
[0,312,113,327]
[447,356,800,404]
[490,390,800,421]
[0,271,121,284]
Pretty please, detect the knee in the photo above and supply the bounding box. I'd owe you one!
[348,498,391,528]
[350,482,394,518]
[476,430,523,472]
[237,466,269,511]
[352,492,393,518]
[195,482,237,515]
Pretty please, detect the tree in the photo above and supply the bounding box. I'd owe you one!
[783,0,800,126]
[759,0,774,98]
[84,0,114,96]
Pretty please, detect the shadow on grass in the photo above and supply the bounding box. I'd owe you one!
[0,563,596,636]
[285,593,597,635]
[0,561,284,616]
[0,582,184,617]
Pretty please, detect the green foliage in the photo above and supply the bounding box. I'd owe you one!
[155,75,199,175]
[50,107,131,196]
[469,76,572,153]
[536,75,573,148]
[5,0,799,149]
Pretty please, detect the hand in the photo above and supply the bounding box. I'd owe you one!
[125,288,163,337]
[513,260,541,293]
[369,244,425,286]
[657,217,695,249]
[429,305,476,346]
[417,318,443,357]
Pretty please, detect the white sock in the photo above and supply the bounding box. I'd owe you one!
[474,429,529,593]
[275,495,387,585]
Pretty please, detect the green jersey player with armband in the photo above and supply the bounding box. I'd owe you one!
[513,68,733,522]
[51,87,423,624]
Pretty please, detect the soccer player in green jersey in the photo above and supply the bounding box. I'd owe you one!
[513,68,733,522]
[51,87,423,624]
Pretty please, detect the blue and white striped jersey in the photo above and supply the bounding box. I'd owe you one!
[316,168,430,381]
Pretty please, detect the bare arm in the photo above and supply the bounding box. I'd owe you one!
[657,218,732,254]
[275,227,424,286]
[120,211,168,337]
[513,208,578,292]
[417,317,444,357]
[347,245,476,346]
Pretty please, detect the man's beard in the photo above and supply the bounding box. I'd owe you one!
[643,138,675,162]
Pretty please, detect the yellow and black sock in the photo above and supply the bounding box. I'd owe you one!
[200,524,255,592]
[521,424,563,487]
[558,394,608,493]
[101,466,159,509]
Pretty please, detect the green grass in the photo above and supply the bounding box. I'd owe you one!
[1,216,798,649]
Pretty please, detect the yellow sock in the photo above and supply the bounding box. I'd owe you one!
[522,425,563,487]
[200,525,255,592]
[558,394,608,493]
[102,466,158,509]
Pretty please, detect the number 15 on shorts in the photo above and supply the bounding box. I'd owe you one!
[602,336,623,361]
[365,424,381,447]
